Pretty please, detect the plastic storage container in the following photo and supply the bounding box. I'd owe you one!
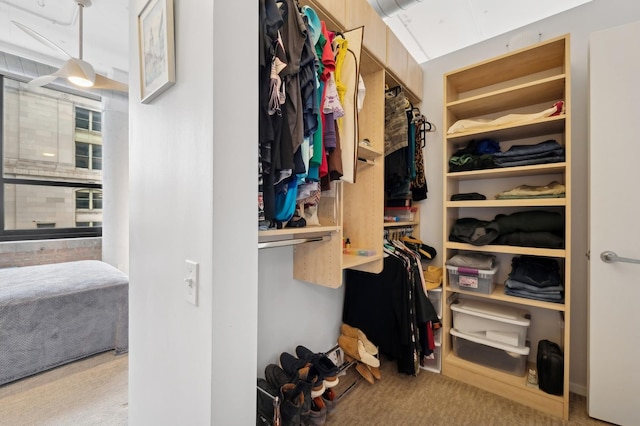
[451,299,530,346]
[384,207,417,222]
[446,264,499,294]
[451,329,530,377]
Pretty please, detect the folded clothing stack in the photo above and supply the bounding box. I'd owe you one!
[504,256,564,303]
[493,139,565,168]
[446,252,496,270]
[448,210,564,249]
[495,181,566,200]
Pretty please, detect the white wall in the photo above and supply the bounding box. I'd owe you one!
[420,0,640,395]
[257,248,345,374]
[102,72,129,273]
[210,1,258,423]
[128,0,257,424]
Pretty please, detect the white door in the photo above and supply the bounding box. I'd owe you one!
[588,20,640,425]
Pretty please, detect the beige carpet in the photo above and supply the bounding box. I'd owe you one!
[324,360,613,426]
[0,352,128,426]
[0,352,614,425]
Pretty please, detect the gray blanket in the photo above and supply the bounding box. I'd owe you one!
[0,260,129,385]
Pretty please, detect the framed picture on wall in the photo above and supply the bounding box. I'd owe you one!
[137,0,175,104]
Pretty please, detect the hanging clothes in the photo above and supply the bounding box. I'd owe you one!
[343,242,441,375]
[384,87,411,199]
[410,112,429,201]
[258,2,349,228]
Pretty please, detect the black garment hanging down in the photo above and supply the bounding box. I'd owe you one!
[343,253,439,375]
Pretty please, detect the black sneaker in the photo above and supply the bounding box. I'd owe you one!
[280,351,325,398]
[265,363,293,389]
[295,345,340,388]
[265,363,312,424]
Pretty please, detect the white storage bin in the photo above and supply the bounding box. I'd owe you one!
[451,299,530,346]
[446,264,499,294]
[451,329,529,377]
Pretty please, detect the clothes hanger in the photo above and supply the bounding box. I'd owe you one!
[401,235,423,244]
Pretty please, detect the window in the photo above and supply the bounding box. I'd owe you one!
[75,107,103,171]
[1,76,103,241]
[76,142,102,170]
[75,107,102,132]
[75,189,102,227]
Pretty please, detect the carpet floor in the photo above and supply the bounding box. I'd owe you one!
[0,352,615,425]
[323,359,613,426]
[0,352,128,426]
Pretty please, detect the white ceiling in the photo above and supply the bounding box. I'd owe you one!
[0,0,592,77]
[0,0,129,74]
[371,0,592,63]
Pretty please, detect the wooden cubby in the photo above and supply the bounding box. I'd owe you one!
[441,35,572,419]
[259,0,423,288]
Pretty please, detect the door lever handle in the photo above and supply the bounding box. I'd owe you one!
[600,251,640,265]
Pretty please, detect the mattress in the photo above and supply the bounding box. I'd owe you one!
[0,260,129,385]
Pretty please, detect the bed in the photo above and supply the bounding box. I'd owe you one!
[0,260,129,385]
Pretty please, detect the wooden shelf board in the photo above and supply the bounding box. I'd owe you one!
[446,198,566,208]
[358,143,383,160]
[446,75,566,118]
[383,220,419,228]
[446,115,566,145]
[444,284,567,312]
[445,242,566,258]
[443,352,566,419]
[342,253,383,270]
[446,163,566,181]
[259,225,339,239]
[445,36,566,94]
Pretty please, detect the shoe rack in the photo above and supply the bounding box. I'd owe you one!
[441,35,571,419]
[258,0,423,289]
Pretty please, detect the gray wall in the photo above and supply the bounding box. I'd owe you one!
[419,0,640,395]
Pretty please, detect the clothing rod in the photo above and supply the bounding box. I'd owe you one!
[258,235,331,249]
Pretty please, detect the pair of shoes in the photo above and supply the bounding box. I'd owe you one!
[424,265,443,290]
[338,324,380,368]
[354,361,382,385]
[280,352,325,399]
[355,362,375,384]
[308,396,327,425]
[338,335,380,368]
[340,323,378,356]
[321,388,336,414]
[285,214,306,228]
[295,345,340,389]
[264,364,310,424]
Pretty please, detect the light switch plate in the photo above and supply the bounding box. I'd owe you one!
[185,260,198,306]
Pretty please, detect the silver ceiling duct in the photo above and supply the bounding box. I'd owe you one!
[368,0,424,18]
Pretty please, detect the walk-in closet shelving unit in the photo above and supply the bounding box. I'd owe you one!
[441,35,571,419]
[258,0,423,288]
